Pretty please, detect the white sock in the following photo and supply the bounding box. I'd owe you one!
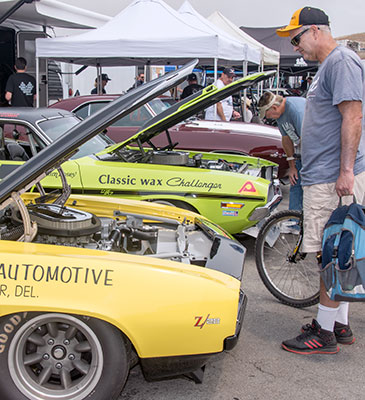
[335,302,349,325]
[316,304,339,332]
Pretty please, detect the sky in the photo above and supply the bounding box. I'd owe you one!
[59,0,365,38]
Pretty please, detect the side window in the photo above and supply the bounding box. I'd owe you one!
[112,105,151,127]
[75,101,151,127]
[74,104,91,120]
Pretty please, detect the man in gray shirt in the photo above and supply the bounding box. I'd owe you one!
[277,6,365,355]
[258,92,305,210]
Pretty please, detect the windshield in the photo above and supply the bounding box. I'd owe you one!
[149,98,170,114]
[38,115,113,159]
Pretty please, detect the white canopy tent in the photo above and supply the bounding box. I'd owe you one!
[207,11,280,95]
[207,11,279,66]
[178,1,261,65]
[0,0,110,28]
[177,0,260,81]
[36,0,255,67]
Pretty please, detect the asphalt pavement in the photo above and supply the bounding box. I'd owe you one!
[118,185,364,400]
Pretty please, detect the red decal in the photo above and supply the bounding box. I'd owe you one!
[194,314,210,329]
[239,181,257,194]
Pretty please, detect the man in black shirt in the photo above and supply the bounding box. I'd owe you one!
[180,73,203,100]
[91,73,111,95]
[5,57,36,107]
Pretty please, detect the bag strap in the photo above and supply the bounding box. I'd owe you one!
[338,195,357,207]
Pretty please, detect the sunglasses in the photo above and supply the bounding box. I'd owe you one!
[291,28,310,46]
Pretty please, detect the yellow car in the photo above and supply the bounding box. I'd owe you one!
[0,61,247,400]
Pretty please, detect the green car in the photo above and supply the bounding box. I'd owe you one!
[0,68,281,234]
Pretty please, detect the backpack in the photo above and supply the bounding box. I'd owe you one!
[320,200,365,301]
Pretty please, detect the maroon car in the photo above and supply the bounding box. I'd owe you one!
[50,95,289,178]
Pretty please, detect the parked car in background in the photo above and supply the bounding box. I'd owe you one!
[0,61,248,400]
[1,70,281,235]
[51,93,289,179]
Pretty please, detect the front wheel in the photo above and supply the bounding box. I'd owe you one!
[0,312,129,400]
[254,210,320,308]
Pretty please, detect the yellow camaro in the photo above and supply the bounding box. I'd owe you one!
[0,61,247,400]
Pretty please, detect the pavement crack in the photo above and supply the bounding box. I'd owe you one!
[252,361,276,377]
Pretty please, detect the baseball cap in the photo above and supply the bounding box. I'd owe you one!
[187,73,197,81]
[276,6,329,37]
[257,91,277,119]
[222,67,235,77]
[100,73,111,81]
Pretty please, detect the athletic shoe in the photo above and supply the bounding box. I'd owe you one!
[282,319,339,354]
[301,321,355,345]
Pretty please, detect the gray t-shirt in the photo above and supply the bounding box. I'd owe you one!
[277,96,306,153]
[301,45,365,186]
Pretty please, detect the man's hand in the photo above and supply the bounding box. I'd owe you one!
[289,165,298,185]
[336,170,354,197]
[232,110,241,120]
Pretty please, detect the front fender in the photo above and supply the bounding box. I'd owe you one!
[0,241,241,358]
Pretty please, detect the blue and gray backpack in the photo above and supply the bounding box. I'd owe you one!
[321,201,365,301]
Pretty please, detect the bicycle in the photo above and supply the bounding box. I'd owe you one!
[254,209,320,308]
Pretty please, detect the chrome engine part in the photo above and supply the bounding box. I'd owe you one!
[1,203,212,265]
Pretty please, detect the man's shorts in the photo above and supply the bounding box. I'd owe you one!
[302,170,365,253]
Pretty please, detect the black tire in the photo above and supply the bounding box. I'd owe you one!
[255,210,320,308]
[0,312,129,400]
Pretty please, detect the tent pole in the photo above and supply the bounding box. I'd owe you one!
[276,61,280,94]
[242,60,248,122]
[96,63,102,94]
[213,58,218,119]
[36,57,39,108]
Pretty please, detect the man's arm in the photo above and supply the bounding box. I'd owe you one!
[336,100,363,197]
[216,101,226,121]
[282,136,298,185]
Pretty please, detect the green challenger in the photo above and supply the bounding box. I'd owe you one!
[0,68,281,234]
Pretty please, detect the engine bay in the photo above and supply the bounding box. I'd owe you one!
[0,201,215,266]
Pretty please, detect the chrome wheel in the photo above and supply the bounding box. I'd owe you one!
[8,313,103,400]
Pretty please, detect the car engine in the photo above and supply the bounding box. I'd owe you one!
[0,202,215,266]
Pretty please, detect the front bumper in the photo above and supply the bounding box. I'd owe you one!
[224,289,248,350]
[248,180,282,222]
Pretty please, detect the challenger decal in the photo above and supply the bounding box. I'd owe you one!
[97,174,222,192]
[166,177,221,192]
[238,181,257,194]
[194,314,221,329]
[0,263,114,287]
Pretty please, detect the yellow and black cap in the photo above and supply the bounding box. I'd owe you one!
[276,6,329,37]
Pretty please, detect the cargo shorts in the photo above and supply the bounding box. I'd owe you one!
[302,170,365,253]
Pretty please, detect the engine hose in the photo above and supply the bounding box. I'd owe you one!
[118,226,158,240]
[109,229,121,246]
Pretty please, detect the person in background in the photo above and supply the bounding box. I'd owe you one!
[258,91,305,210]
[276,6,365,355]
[91,73,111,94]
[205,68,241,121]
[180,73,203,100]
[127,73,145,92]
[5,57,36,107]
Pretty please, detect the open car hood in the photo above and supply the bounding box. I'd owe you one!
[0,59,198,206]
[112,70,276,150]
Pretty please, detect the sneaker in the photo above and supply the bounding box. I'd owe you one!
[301,321,355,345]
[282,319,339,354]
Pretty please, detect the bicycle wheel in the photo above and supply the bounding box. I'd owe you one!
[255,210,320,308]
